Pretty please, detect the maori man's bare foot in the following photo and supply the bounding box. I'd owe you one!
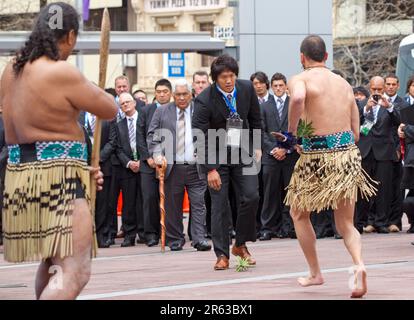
[350,266,367,299]
[297,274,324,287]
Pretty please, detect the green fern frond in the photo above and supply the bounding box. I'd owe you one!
[297,119,315,138]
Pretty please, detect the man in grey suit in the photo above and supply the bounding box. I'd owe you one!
[147,79,211,252]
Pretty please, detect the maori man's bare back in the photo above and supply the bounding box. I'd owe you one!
[285,35,372,299]
[288,67,360,137]
[0,2,117,300]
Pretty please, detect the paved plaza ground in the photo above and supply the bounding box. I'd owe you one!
[0,217,413,301]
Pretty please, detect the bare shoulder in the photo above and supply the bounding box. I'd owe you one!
[45,60,84,84]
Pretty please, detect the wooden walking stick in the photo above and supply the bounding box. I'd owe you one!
[156,157,168,253]
[90,8,111,215]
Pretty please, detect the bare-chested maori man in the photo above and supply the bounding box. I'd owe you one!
[0,2,117,299]
[278,35,377,298]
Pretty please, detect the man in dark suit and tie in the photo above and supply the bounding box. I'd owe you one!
[356,76,401,234]
[384,74,409,232]
[192,55,262,270]
[137,79,172,247]
[114,93,144,247]
[78,112,115,248]
[260,73,298,241]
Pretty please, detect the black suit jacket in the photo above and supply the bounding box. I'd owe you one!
[357,99,401,161]
[192,79,262,172]
[115,114,141,178]
[261,95,298,165]
[78,112,114,176]
[137,103,158,174]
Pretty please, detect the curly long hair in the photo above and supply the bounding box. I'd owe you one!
[13,2,79,76]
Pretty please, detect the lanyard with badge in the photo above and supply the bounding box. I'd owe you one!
[220,87,243,148]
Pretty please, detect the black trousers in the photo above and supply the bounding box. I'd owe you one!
[311,209,337,238]
[108,165,123,238]
[140,170,160,240]
[256,167,264,234]
[260,157,296,236]
[356,151,393,229]
[120,172,144,239]
[209,165,259,258]
[388,161,404,228]
[403,189,414,226]
[95,175,112,239]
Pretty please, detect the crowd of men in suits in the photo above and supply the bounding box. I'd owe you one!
[76,61,414,256]
[0,53,400,259]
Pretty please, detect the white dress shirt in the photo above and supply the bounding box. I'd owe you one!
[175,106,195,163]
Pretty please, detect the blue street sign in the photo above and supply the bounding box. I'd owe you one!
[168,52,185,78]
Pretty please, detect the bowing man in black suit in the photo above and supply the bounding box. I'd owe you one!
[192,55,262,270]
[114,93,144,247]
[356,76,401,234]
[137,79,172,247]
[260,73,298,241]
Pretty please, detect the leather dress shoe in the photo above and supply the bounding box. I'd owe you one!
[214,255,229,270]
[334,233,343,240]
[259,232,272,241]
[136,238,146,244]
[376,227,389,234]
[194,241,212,251]
[104,238,114,247]
[388,225,400,233]
[121,237,136,247]
[146,239,159,247]
[170,242,183,251]
[363,225,376,233]
[97,235,110,248]
[116,230,125,239]
[231,244,256,265]
[407,226,414,234]
[356,226,363,234]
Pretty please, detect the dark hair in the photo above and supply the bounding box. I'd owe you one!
[155,79,172,91]
[271,73,287,85]
[13,2,79,75]
[332,69,345,78]
[407,75,414,93]
[250,71,270,90]
[300,35,326,62]
[385,74,399,83]
[353,86,370,99]
[105,88,117,97]
[133,89,147,96]
[193,70,209,82]
[210,54,239,82]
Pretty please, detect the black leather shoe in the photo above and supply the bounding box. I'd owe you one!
[356,226,363,234]
[146,239,159,247]
[104,238,114,247]
[170,242,183,251]
[315,232,325,239]
[334,233,343,239]
[97,235,110,248]
[121,237,136,247]
[194,241,212,251]
[407,226,414,234]
[377,227,389,234]
[136,238,146,244]
[259,232,272,241]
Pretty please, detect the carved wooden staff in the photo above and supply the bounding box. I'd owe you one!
[156,157,168,253]
[91,8,111,215]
